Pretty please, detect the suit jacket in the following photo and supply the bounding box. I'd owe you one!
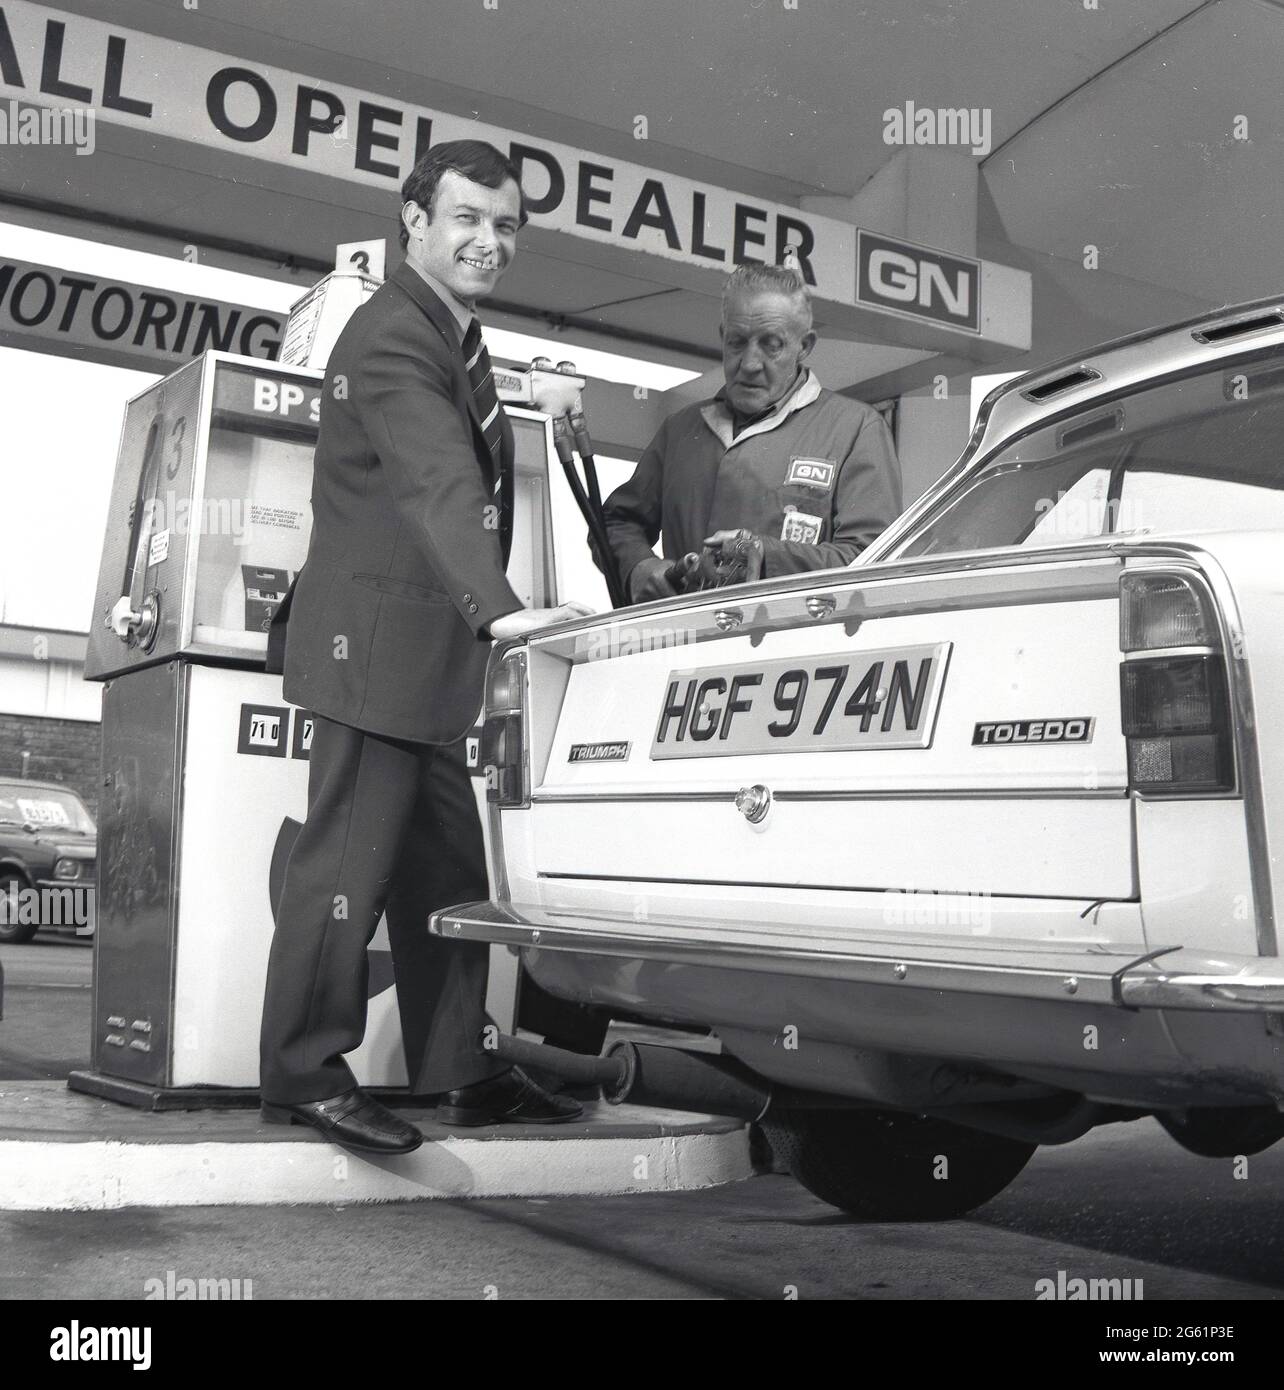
[271,260,521,744]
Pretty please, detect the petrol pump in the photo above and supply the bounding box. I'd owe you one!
[74,252,608,1105]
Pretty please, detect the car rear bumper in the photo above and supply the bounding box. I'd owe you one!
[431,899,1284,1014]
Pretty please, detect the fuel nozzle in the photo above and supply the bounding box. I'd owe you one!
[664,553,701,592]
[550,412,576,465]
[568,405,593,460]
[692,531,764,590]
[529,356,626,609]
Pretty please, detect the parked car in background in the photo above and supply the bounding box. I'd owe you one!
[0,779,97,944]
[435,296,1284,1220]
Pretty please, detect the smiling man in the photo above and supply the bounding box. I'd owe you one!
[602,263,903,601]
[261,141,591,1153]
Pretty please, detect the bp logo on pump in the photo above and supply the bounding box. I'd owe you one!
[857,231,980,333]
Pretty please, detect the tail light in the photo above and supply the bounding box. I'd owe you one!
[1119,573,1233,795]
[481,647,528,807]
[1120,574,1217,651]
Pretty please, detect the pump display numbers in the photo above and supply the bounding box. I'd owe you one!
[650,644,951,759]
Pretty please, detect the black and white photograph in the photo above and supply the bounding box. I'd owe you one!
[0,0,1281,1343]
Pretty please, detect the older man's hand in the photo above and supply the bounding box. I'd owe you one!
[701,529,754,553]
[700,529,765,587]
[627,556,680,604]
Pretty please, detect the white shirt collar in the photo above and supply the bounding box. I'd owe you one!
[700,369,822,450]
[403,260,475,341]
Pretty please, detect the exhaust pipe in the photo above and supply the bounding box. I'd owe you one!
[487,1033,773,1121]
[488,1033,625,1087]
[601,1042,772,1121]
[489,1034,1111,1139]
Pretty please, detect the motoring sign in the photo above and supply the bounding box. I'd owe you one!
[0,256,285,367]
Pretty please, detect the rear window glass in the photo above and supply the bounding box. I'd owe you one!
[898,354,1284,558]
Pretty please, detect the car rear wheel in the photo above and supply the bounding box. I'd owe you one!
[0,871,37,944]
[763,1107,1037,1221]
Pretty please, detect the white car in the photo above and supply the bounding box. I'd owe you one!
[434,297,1284,1220]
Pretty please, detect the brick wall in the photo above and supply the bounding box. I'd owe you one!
[0,715,102,820]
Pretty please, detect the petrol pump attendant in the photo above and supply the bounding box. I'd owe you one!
[260,141,591,1155]
[602,264,902,601]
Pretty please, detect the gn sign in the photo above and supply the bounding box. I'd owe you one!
[857,231,981,334]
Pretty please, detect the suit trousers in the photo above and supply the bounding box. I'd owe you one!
[259,713,508,1104]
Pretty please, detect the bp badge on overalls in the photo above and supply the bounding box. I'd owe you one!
[781,506,824,543]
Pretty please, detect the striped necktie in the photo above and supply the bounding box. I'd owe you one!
[461,318,507,527]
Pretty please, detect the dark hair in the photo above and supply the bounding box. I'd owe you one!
[399,140,528,249]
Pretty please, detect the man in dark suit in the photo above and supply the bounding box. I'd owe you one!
[260,141,591,1153]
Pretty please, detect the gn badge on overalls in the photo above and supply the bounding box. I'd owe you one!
[785,457,835,490]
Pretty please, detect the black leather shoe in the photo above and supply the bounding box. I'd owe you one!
[437,1067,584,1127]
[261,1087,423,1154]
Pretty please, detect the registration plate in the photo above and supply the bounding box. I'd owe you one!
[16,798,70,827]
[650,644,951,759]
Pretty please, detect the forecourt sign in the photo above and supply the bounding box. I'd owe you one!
[0,0,1030,356]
